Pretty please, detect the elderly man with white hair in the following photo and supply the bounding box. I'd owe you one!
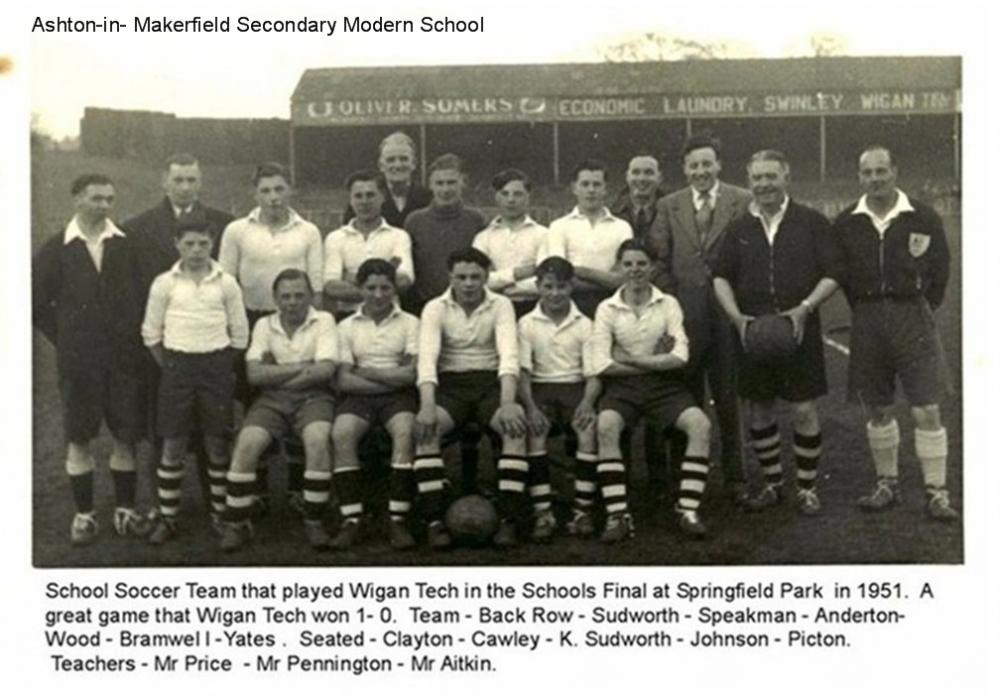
[342,131,432,228]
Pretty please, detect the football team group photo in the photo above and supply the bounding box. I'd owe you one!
[31,59,964,566]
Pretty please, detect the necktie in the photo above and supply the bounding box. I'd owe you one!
[634,206,648,237]
[695,192,713,242]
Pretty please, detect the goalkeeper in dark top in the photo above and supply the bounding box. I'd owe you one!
[713,150,842,516]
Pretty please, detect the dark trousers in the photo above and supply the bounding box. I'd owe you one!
[648,297,745,494]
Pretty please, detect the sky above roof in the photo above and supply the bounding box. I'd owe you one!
[24,0,978,138]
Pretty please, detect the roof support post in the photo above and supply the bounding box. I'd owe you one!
[288,119,296,185]
[819,115,827,183]
[552,122,560,186]
[953,112,961,181]
[419,123,427,184]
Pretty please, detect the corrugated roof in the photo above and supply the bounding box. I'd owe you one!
[291,57,960,101]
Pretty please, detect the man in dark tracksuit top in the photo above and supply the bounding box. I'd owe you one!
[831,146,957,521]
[405,153,488,494]
[122,153,234,513]
[713,150,841,516]
[404,153,486,314]
[33,174,148,545]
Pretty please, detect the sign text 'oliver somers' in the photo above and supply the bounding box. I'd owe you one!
[296,90,959,125]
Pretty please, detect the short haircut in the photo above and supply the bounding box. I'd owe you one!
[71,173,113,196]
[615,238,657,263]
[446,247,491,272]
[356,258,398,286]
[627,154,660,170]
[165,153,199,170]
[747,149,791,171]
[379,131,417,157]
[535,256,575,282]
[860,145,896,168]
[681,131,723,160]
[571,158,607,181]
[272,268,312,294]
[492,168,532,192]
[345,169,382,190]
[253,162,290,186]
[428,153,464,177]
[173,211,211,239]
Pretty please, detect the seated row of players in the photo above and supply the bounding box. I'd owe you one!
[140,223,710,551]
[33,134,957,551]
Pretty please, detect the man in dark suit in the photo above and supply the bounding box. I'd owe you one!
[33,174,149,545]
[612,154,665,244]
[124,153,234,302]
[649,133,753,504]
[122,153,234,517]
[342,131,433,228]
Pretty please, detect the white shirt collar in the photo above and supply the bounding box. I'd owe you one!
[168,258,224,280]
[344,217,392,236]
[350,303,403,323]
[527,301,584,327]
[268,305,322,333]
[607,284,668,311]
[487,214,538,231]
[749,195,790,221]
[852,189,915,221]
[247,206,305,230]
[568,206,615,222]
[172,203,195,219]
[63,216,125,246]
[691,181,720,208]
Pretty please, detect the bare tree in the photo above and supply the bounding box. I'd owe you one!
[809,33,848,57]
[599,32,738,62]
[31,113,54,151]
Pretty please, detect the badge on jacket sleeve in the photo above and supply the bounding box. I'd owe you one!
[909,232,931,258]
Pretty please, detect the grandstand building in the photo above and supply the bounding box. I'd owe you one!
[289,56,960,191]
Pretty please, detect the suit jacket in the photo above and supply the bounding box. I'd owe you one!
[611,186,665,244]
[122,198,233,306]
[648,181,752,357]
[32,231,144,381]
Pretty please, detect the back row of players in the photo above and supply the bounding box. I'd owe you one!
[33,130,957,553]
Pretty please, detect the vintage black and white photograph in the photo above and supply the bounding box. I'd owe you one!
[26,2,967,569]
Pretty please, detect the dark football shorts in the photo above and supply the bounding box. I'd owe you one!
[60,365,143,444]
[234,309,271,408]
[437,370,501,430]
[157,348,235,438]
[737,314,827,403]
[848,297,949,407]
[599,374,697,429]
[333,390,417,425]
[531,382,586,427]
[244,388,335,439]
